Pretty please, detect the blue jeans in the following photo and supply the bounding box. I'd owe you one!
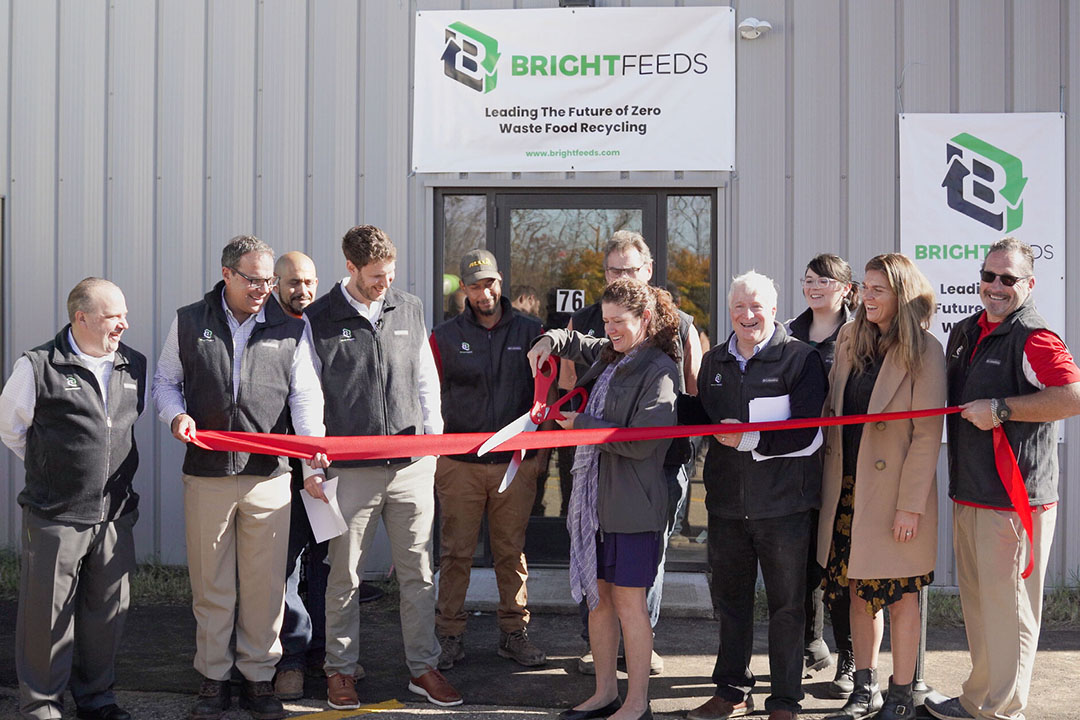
[278,487,329,671]
[580,463,689,640]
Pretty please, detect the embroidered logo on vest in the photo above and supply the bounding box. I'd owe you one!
[460,342,472,353]
[64,375,80,390]
[340,328,354,342]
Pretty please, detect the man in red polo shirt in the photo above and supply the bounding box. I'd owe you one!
[931,237,1080,720]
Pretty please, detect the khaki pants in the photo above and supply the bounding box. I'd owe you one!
[183,473,291,682]
[434,456,537,637]
[953,503,1057,720]
[324,457,441,677]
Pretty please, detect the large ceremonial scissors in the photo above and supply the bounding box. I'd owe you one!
[477,356,588,492]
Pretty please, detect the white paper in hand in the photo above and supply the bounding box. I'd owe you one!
[748,394,823,462]
[300,475,348,543]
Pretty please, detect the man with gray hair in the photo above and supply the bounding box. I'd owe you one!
[1,278,145,720]
[153,236,329,720]
[681,270,827,720]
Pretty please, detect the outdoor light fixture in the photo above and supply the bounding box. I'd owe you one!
[738,17,772,40]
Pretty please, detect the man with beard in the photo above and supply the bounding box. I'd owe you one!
[1,278,145,720]
[429,249,547,670]
[271,251,329,700]
[303,225,461,709]
[927,238,1080,720]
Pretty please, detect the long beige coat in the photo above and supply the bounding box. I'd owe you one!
[816,324,947,580]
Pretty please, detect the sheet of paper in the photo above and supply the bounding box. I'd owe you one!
[748,394,823,462]
[301,475,348,543]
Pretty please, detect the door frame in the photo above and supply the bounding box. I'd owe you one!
[433,187,718,568]
[434,187,719,341]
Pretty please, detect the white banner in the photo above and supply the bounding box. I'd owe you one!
[412,7,735,173]
[899,113,1065,346]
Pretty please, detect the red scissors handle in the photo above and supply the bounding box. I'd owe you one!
[528,356,589,424]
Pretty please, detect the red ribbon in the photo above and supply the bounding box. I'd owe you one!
[192,407,962,459]
[191,404,1034,571]
[991,426,1035,579]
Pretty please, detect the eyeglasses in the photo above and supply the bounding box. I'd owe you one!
[229,267,279,290]
[605,264,644,278]
[979,270,1029,287]
[801,276,839,289]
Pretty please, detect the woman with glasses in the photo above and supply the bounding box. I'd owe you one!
[528,279,681,720]
[819,254,946,720]
[786,254,858,697]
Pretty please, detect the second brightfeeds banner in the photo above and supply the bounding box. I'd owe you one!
[412,6,735,173]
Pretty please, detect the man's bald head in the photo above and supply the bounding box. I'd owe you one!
[274,251,318,316]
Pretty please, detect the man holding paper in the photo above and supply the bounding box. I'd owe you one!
[152,236,328,720]
[302,225,462,710]
[680,271,827,720]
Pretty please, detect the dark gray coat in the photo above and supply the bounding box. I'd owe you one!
[543,329,678,534]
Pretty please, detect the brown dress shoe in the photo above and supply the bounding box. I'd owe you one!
[687,694,755,720]
[408,668,463,707]
[326,673,360,710]
[767,711,798,720]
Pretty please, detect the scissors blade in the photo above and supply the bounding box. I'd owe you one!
[477,412,536,456]
[498,450,524,493]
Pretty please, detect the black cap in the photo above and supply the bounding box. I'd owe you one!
[460,249,500,285]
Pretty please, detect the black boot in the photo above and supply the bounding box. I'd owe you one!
[877,676,915,720]
[829,650,856,699]
[823,667,883,720]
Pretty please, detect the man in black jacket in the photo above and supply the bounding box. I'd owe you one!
[683,271,827,720]
[429,249,546,670]
[0,278,145,720]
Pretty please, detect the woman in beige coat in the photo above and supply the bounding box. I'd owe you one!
[818,254,946,720]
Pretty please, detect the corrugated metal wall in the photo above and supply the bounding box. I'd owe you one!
[1,0,1078,585]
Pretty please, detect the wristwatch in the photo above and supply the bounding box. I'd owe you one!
[991,398,1012,427]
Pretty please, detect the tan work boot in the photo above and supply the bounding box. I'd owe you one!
[272,668,304,700]
[498,629,547,667]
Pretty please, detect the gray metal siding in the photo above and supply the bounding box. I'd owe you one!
[0,0,1078,584]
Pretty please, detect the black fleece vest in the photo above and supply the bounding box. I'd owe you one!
[177,282,304,477]
[305,283,426,467]
[946,302,1060,506]
[21,327,146,523]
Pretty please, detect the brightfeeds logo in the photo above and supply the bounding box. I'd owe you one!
[442,22,500,94]
[941,133,1028,232]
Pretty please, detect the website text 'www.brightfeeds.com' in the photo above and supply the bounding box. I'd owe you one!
[524,148,622,159]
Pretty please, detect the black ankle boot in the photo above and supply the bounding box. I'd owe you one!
[823,667,883,720]
[877,676,915,720]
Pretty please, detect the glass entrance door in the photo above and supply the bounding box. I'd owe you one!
[435,189,715,568]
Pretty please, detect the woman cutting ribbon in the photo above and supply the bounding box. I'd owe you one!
[819,253,946,720]
[528,278,681,720]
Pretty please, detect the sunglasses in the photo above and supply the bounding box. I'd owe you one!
[979,270,1029,287]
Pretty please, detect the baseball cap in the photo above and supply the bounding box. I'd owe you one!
[460,249,501,285]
